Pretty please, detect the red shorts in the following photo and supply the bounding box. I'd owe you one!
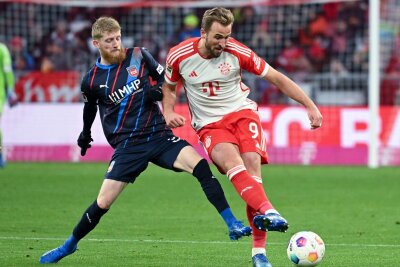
[198,109,269,167]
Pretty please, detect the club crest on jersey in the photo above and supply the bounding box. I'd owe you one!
[205,136,212,148]
[126,66,139,77]
[218,62,231,75]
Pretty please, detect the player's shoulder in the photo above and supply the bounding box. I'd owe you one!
[169,38,198,53]
[81,63,97,88]
[166,38,198,65]
[225,37,252,57]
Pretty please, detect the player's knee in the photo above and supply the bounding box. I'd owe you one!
[96,197,113,210]
[242,152,261,173]
[90,200,108,219]
[174,146,203,173]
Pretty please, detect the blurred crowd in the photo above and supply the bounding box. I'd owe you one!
[0,0,399,105]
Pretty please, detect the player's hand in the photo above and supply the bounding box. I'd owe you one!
[77,131,93,156]
[164,111,186,128]
[7,89,18,108]
[147,85,163,102]
[307,105,323,130]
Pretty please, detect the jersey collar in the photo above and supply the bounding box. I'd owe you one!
[95,58,118,69]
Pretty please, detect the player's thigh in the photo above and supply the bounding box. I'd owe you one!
[198,127,243,174]
[172,145,203,173]
[235,110,268,164]
[105,146,151,184]
[241,152,261,177]
[150,135,191,172]
[97,179,128,209]
[210,142,244,173]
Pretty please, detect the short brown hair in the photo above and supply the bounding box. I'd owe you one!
[92,17,121,40]
[201,7,234,32]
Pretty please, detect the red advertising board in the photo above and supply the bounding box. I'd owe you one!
[15,71,81,102]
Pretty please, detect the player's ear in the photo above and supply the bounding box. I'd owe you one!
[92,39,100,48]
[200,28,206,39]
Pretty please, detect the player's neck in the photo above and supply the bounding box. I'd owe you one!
[197,39,211,59]
[99,58,112,66]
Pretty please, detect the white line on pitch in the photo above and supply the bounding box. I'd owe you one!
[0,236,399,248]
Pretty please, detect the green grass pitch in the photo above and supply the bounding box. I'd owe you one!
[0,163,399,266]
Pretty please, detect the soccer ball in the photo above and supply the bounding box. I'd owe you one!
[287,231,325,266]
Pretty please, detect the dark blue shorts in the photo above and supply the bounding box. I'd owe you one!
[105,135,190,183]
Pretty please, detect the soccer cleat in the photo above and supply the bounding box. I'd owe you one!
[253,213,289,232]
[252,253,272,267]
[39,244,77,264]
[228,221,252,240]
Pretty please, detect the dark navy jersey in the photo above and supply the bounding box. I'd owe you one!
[81,47,172,149]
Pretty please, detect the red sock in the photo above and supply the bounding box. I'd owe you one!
[246,204,266,248]
[227,165,273,212]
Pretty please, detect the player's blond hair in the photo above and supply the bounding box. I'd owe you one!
[92,17,121,40]
[201,7,234,32]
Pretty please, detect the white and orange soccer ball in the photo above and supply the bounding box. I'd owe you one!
[287,231,325,266]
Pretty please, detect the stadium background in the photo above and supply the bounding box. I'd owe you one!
[1,1,400,267]
[1,0,399,166]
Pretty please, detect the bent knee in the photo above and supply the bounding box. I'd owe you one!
[96,198,113,209]
[173,146,203,173]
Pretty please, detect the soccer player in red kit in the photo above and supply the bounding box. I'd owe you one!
[162,7,323,267]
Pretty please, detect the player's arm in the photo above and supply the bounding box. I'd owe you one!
[77,80,97,156]
[263,66,323,129]
[141,47,164,101]
[161,82,186,128]
[0,44,17,107]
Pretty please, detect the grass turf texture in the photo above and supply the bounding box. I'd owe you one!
[0,163,399,266]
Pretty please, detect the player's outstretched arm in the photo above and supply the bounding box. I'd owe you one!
[161,82,186,128]
[263,66,323,129]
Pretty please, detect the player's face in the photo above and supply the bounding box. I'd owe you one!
[94,31,125,65]
[202,22,232,58]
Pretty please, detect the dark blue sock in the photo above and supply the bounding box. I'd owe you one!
[192,159,230,213]
[220,208,237,228]
[72,200,108,240]
[63,235,78,251]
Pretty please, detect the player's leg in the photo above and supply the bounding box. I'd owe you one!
[152,138,251,240]
[235,110,288,233]
[210,142,272,214]
[241,152,276,267]
[39,179,127,264]
[40,148,147,264]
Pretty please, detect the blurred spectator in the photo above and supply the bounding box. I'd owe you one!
[70,30,93,74]
[40,40,72,72]
[9,36,35,71]
[309,12,329,37]
[306,35,329,72]
[233,6,258,44]
[251,20,272,59]
[178,14,201,42]
[40,20,74,72]
[381,48,400,105]
[276,39,312,74]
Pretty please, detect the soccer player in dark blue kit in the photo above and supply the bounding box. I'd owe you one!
[39,17,251,264]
